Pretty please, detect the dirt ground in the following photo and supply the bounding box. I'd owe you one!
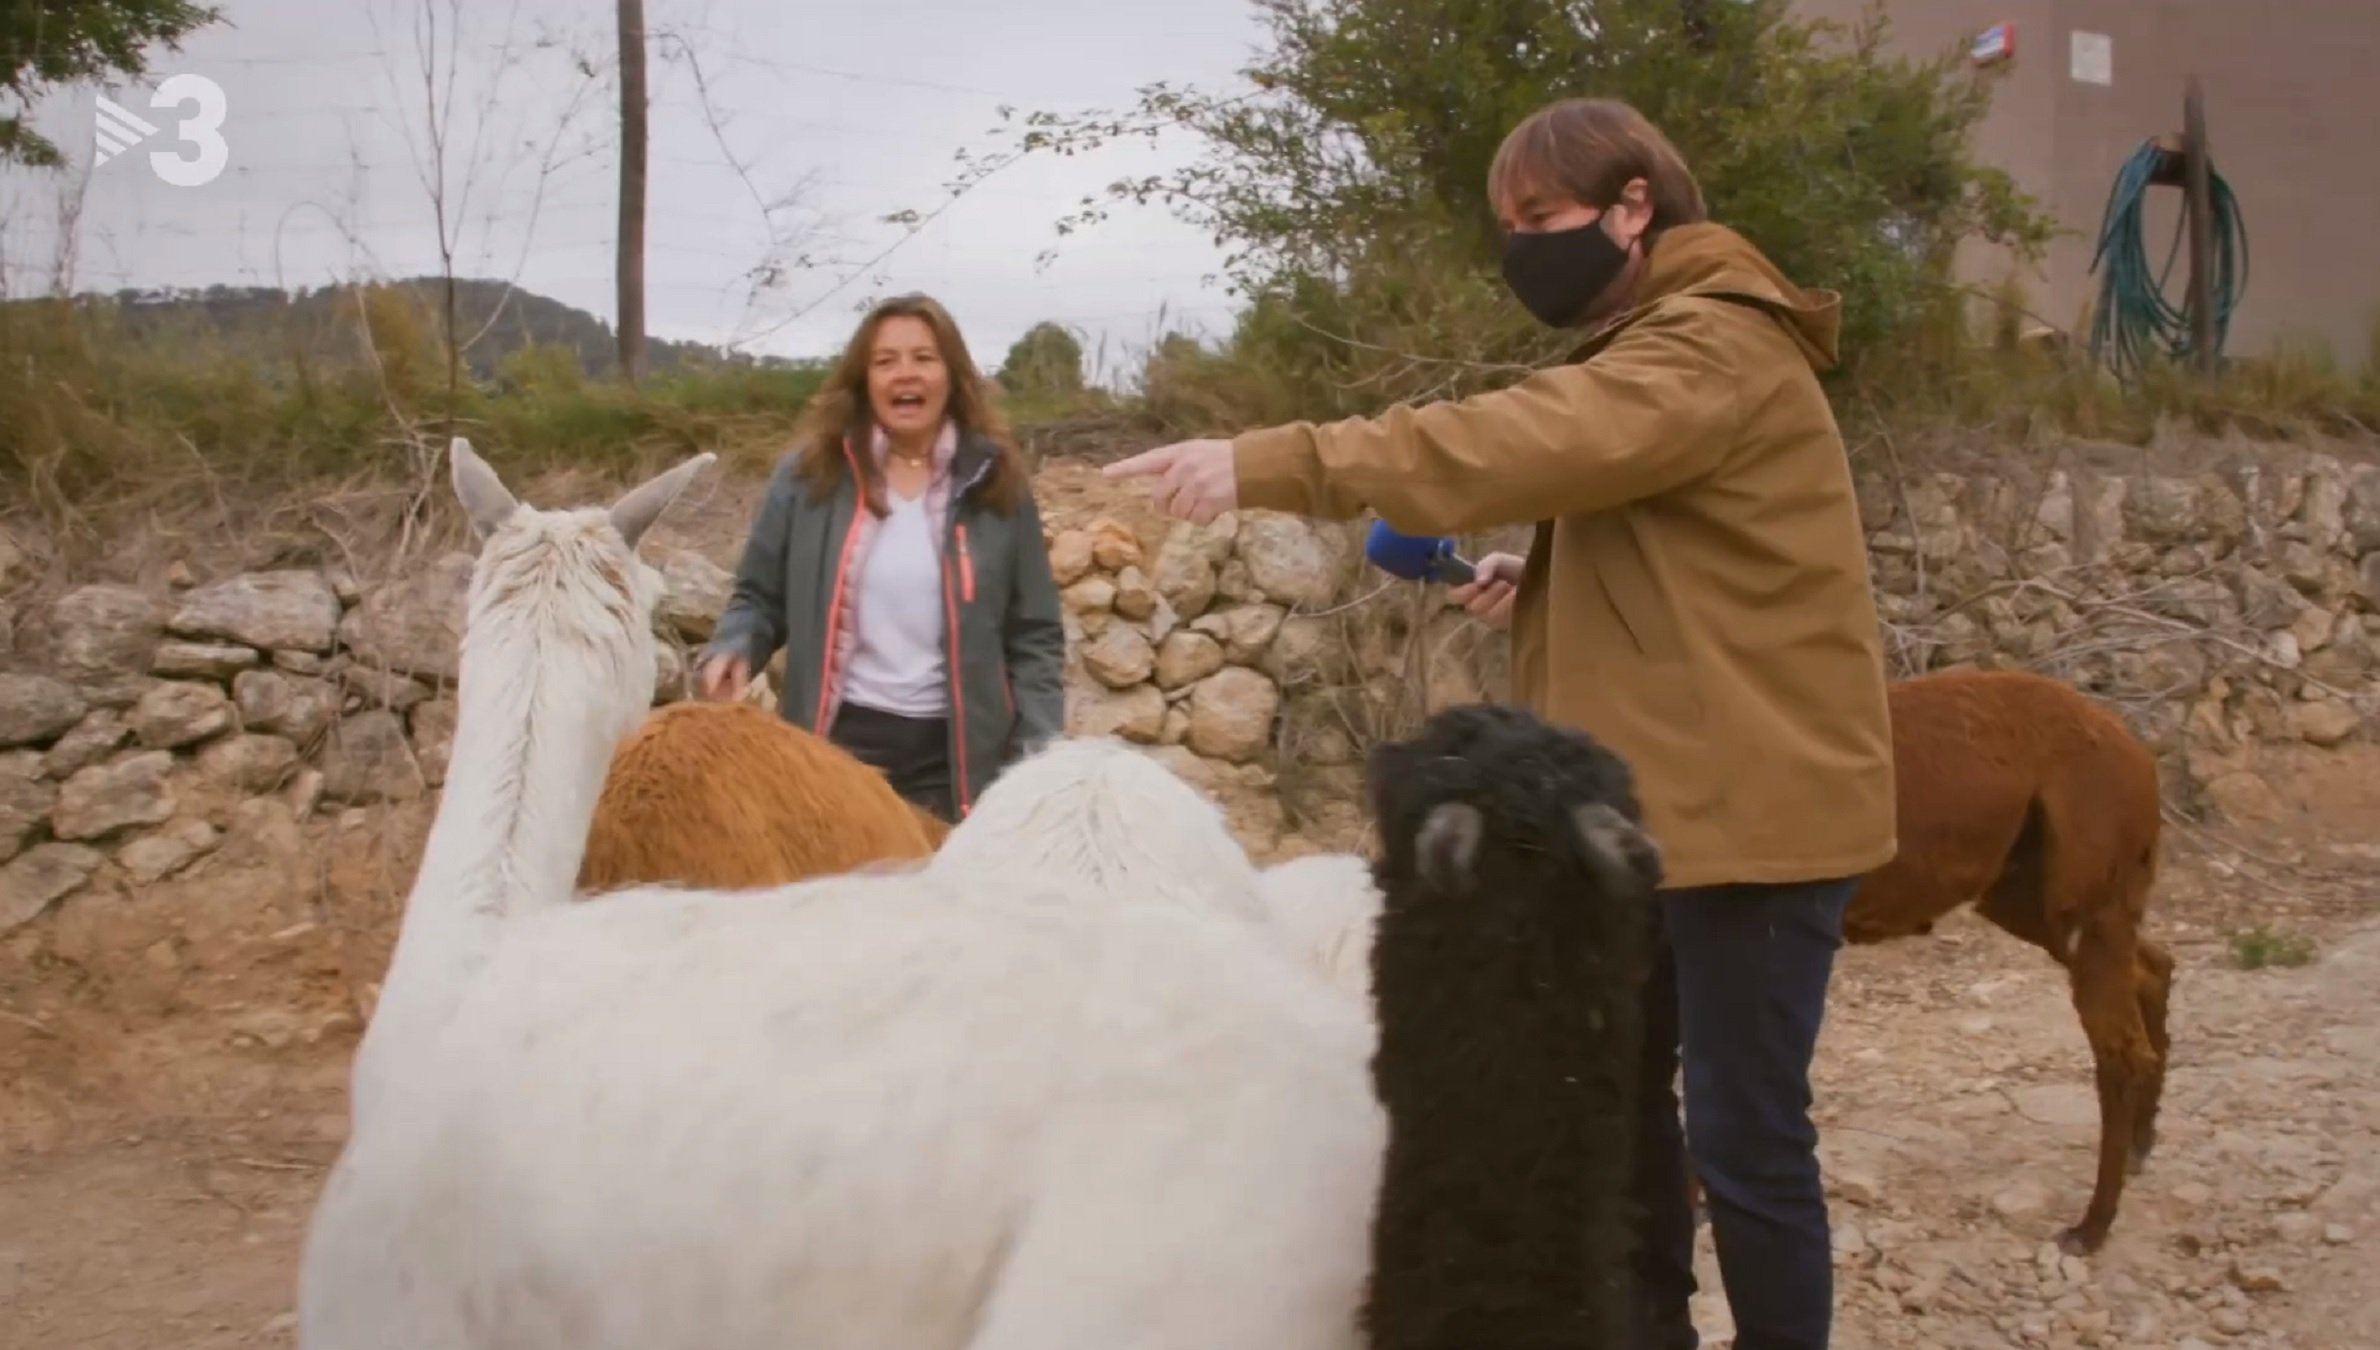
[3,748,2373,1350]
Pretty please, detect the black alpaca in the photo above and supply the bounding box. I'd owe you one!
[1360,702,1664,1350]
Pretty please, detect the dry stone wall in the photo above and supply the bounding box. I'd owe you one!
[2,445,2376,1022]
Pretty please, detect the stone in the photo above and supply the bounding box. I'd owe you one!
[1215,559,1259,603]
[2344,463,2380,553]
[1154,632,1226,690]
[39,710,129,778]
[1087,518,1142,571]
[149,640,260,679]
[2291,700,2360,747]
[0,674,86,747]
[117,817,222,884]
[50,583,168,677]
[271,649,326,676]
[0,522,29,589]
[130,680,235,749]
[1,752,55,864]
[195,734,301,793]
[2031,471,2076,543]
[317,710,427,804]
[1112,565,1159,621]
[1185,666,1280,763]
[1160,707,1191,745]
[2124,475,2200,542]
[409,699,458,787]
[337,665,429,713]
[1062,576,1116,614]
[1263,614,1341,688]
[2235,567,2310,629]
[1046,530,1094,586]
[232,670,339,747]
[1081,625,1156,689]
[1191,603,1288,664]
[2299,456,2349,551]
[167,569,342,652]
[283,766,325,821]
[2202,770,2283,825]
[2290,603,2338,654]
[50,750,177,840]
[0,842,104,934]
[1067,681,1166,743]
[653,548,733,641]
[1235,512,1344,608]
[1147,514,1236,620]
[335,550,472,681]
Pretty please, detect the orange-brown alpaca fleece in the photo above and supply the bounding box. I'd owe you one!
[577,700,945,893]
[1683,668,2169,1257]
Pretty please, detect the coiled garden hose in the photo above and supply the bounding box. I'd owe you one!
[2085,136,2249,382]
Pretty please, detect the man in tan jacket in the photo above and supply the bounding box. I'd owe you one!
[1108,98,1894,1350]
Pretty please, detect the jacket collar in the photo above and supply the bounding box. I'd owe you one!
[1565,221,1843,372]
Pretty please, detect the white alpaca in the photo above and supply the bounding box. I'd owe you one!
[1255,852,1383,1003]
[928,735,1271,923]
[296,443,1383,1350]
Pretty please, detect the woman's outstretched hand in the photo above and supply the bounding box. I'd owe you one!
[1447,552,1526,629]
[1102,438,1238,524]
[696,651,751,702]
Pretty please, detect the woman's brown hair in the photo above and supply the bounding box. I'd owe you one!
[791,292,1031,517]
[1487,98,1707,243]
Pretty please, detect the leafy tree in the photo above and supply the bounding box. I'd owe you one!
[977,0,2053,416]
[2,0,223,167]
[1000,320,1087,401]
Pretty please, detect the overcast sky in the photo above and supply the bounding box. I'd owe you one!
[0,0,1267,373]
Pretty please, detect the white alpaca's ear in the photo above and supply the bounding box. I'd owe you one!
[451,437,520,542]
[1416,801,1483,895]
[610,451,717,552]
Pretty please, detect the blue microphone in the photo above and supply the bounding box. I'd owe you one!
[1364,519,1477,585]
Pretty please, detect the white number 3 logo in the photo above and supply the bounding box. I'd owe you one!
[147,73,228,188]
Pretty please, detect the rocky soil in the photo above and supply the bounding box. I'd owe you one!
[4,752,2374,1350]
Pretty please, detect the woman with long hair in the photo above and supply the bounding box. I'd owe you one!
[695,292,1066,823]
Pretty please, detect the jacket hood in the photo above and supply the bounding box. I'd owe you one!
[1629,222,1842,372]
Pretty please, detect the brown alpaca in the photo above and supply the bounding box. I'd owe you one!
[1681,668,2169,1256]
[577,700,946,893]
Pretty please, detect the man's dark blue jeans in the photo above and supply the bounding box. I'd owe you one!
[1631,875,1856,1350]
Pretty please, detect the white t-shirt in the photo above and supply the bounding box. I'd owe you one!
[842,489,950,717]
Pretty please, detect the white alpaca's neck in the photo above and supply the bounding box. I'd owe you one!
[359,550,644,1105]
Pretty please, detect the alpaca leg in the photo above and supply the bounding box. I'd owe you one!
[2057,918,2156,1256]
[2130,938,2175,1171]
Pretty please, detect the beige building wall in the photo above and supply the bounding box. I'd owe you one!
[1788,0,2380,370]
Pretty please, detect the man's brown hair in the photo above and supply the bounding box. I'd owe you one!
[1487,98,1708,241]
[791,291,1030,517]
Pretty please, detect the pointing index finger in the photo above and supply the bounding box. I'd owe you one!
[1102,444,1177,479]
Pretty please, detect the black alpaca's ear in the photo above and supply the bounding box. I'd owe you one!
[1572,802,1663,894]
[1416,801,1483,895]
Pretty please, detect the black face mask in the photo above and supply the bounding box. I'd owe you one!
[1499,216,1633,328]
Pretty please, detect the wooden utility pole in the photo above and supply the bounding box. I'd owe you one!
[616,0,649,385]
[2181,75,2216,376]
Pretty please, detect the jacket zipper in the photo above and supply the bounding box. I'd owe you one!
[815,437,870,733]
[943,456,994,817]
